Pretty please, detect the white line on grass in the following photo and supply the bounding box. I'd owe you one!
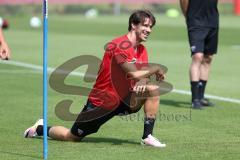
[0,60,86,77]
[231,45,240,50]
[1,60,240,104]
[0,69,42,74]
[172,89,240,104]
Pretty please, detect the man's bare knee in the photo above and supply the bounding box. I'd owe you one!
[64,131,82,142]
[146,84,160,98]
[203,55,213,64]
[192,53,204,62]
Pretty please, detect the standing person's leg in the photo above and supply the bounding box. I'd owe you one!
[199,54,214,106]
[198,27,218,106]
[190,53,204,108]
[187,26,209,109]
[199,55,213,81]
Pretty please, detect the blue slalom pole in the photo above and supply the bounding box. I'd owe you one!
[43,0,48,159]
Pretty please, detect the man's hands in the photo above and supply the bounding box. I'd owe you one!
[0,41,11,60]
[156,69,165,81]
[132,65,166,94]
[133,78,150,94]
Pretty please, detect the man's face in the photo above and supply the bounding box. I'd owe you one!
[133,18,153,42]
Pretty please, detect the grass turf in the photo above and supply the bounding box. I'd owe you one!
[0,14,240,160]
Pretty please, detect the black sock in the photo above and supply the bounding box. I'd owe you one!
[191,81,200,102]
[142,117,155,139]
[36,125,51,136]
[199,80,207,100]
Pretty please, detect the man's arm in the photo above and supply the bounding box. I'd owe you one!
[179,0,189,17]
[120,62,164,94]
[120,62,163,81]
[0,28,11,60]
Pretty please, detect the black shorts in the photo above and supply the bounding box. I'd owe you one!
[71,95,140,137]
[187,26,218,55]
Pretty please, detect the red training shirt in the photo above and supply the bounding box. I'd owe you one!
[88,35,148,110]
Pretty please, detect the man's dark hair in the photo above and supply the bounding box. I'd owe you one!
[128,10,156,31]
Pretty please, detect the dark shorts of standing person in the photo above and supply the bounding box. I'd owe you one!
[71,94,140,138]
[187,26,219,56]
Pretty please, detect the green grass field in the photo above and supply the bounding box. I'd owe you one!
[0,13,240,160]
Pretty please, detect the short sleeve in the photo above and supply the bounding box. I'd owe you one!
[114,52,128,64]
[113,47,130,64]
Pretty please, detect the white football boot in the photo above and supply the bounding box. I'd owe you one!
[141,134,166,148]
[24,119,43,138]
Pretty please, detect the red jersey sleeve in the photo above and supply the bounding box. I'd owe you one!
[113,48,131,64]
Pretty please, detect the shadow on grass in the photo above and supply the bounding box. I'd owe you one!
[161,99,191,108]
[0,150,42,159]
[81,137,139,145]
